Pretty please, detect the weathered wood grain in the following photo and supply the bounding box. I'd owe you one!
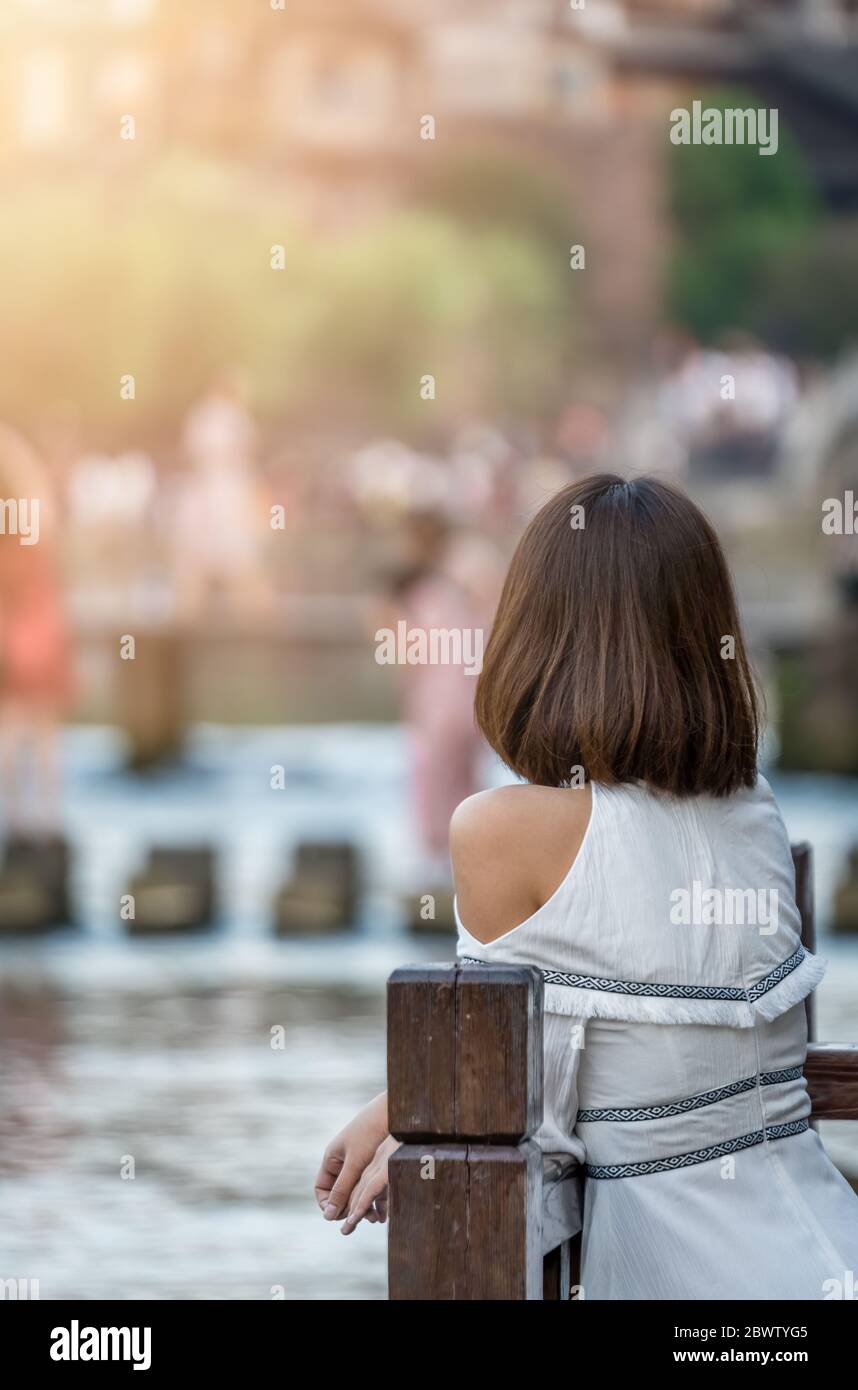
[388,964,544,1298]
[806,1043,858,1120]
[792,841,816,1040]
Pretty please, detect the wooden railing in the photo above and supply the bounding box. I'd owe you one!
[387,844,858,1300]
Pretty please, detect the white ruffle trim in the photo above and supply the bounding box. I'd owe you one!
[752,948,827,1022]
[541,950,827,1029]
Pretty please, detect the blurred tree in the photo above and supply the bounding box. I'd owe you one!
[667,88,818,341]
[274,211,573,434]
[414,147,577,258]
[752,220,858,358]
[413,147,583,368]
[0,156,576,444]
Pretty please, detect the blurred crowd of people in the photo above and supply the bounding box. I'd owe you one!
[655,329,801,481]
[0,333,813,867]
[13,332,809,634]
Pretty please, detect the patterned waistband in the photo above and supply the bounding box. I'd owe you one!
[458,946,806,1004]
[585,1118,810,1179]
[577,1066,804,1124]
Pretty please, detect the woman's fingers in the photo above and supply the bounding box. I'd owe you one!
[313,1145,344,1211]
[341,1177,374,1234]
[341,1165,387,1235]
[321,1156,365,1221]
[317,1134,397,1234]
[340,1136,399,1232]
[315,1096,392,1222]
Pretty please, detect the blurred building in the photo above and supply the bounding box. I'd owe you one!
[2,2,857,168]
[0,1,856,360]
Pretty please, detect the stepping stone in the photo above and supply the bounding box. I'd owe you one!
[273,841,361,935]
[124,844,217,935]
[149,846,217,922]
[0,871,58,934]
[402,888,456,935]
[0,834,72,932]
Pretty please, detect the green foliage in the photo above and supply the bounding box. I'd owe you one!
[776,650,858,776]
[666,88,819,341]
[752,220,858,357]
[415,147,577,257]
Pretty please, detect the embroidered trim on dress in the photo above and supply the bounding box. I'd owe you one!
[459,947,806,1003]
[585,1119,809,1179]
[577,1066,803,1123]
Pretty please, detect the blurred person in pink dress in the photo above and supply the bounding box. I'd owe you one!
[0,425,73,833]
[380,510,502,888]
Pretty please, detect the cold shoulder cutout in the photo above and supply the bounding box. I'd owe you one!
[451,781,593,946]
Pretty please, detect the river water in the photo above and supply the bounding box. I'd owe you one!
[0,726,856,1300]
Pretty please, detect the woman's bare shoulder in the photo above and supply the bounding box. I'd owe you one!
[450,783,593,945]
[450,783,589,844]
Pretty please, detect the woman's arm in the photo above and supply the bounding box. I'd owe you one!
[315,786,590,1232]
[313,1091,390,1226]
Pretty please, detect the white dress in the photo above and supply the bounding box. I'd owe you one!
[455,776,858,1300]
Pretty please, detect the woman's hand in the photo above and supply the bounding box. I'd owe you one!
[314,1092,389,1224]
[340,1134,401,1235]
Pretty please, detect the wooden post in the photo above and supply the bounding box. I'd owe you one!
[116,629,186,769]
[806,1043,858,1120]
[387,963,545,1300]
[542,1236,571,1301]
[792,842,815,1041]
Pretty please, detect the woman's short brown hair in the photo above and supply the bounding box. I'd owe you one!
[475,474,761,796]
